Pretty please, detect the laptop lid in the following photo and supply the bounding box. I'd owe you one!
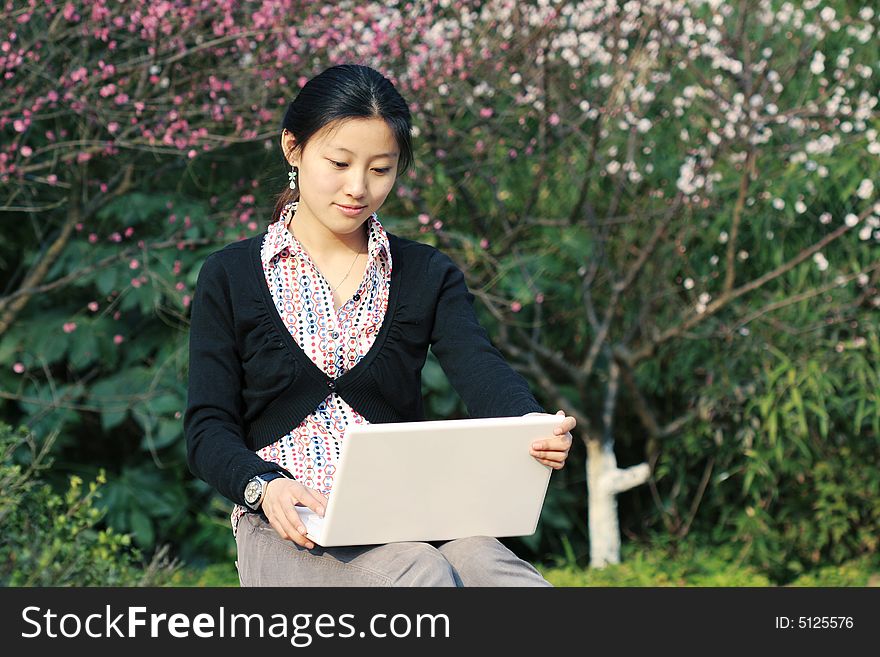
[297,414,562,547]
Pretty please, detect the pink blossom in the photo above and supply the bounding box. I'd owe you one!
[418,213,430,225]
[131,278,141,288]
[549,113,560,126]
[113,335,124,345]
[182,295,192,308]
[75,223,83,231]
[124,227,134,237]
[88,301,99,312]
[88,233,98,243]
[13,363,25,374]
[20,145,32,157]
[480,238,489,249]
[62,322,77,333]
[108,122,119,133]
[47,174,58,185]
[480,108,493,118]
[113,311,121,320]
[433,220,443,230]
[511,301,522,313]
[129,259,139,270]
[175,282,185,291]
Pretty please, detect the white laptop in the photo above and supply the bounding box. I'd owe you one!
[294,414,562,547]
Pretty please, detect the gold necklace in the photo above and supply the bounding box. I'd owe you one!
[330,245,364,294]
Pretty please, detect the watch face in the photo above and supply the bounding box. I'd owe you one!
[244,480,261,505]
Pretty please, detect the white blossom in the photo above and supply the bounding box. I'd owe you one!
[813,252,829,271]
[845,213,859,227]
[856,179,874,199]
[683,277,695,290]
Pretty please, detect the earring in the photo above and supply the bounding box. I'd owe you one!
[288,166,298,191]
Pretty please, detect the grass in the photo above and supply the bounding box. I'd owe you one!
[168,545,880,587]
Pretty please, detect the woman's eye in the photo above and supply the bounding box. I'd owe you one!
[374,168,391,175]
[330,160,347,168]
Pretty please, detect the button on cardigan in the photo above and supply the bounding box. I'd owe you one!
[184,229,545,507]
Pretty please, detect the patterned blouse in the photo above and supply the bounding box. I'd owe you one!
[230,202,393,535]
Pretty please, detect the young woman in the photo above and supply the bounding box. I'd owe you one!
[184,64,576,586]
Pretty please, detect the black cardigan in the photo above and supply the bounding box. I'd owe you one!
[184,230,544,506]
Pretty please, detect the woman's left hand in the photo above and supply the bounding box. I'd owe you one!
[529,409,575,470]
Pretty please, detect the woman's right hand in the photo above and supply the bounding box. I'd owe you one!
[260,478,328,549]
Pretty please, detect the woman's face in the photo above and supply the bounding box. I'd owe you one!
[282,117,400,240]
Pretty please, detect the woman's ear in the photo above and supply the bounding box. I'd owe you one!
[280,129,299,166]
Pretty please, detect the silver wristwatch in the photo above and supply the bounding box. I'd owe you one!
[243,472,285,511]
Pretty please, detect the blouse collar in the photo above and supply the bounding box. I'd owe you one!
[261,201,392,274]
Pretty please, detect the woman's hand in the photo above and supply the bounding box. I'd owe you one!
[260,478,328,549]
[528,409,575,470]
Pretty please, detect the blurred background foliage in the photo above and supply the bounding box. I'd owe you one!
[1,0,878,585]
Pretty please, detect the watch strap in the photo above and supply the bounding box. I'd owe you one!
[244,471,289,510]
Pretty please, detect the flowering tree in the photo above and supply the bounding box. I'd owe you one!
[2,1,877,574]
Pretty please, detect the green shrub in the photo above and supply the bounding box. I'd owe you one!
[0,423,178,586]
[169,562,240,587]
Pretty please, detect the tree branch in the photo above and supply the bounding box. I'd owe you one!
[618,209,870,366]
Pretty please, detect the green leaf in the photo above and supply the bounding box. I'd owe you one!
[128,509,154,548]
[68,328,99,370]
[101,410,128,432]
[151,419,182,450]
[95,267,118,296]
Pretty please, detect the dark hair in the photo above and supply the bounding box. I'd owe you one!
[271,64,414,223]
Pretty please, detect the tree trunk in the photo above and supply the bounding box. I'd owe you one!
[586,437,651,567]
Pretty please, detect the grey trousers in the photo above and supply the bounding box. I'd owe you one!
[235,512,552,587]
